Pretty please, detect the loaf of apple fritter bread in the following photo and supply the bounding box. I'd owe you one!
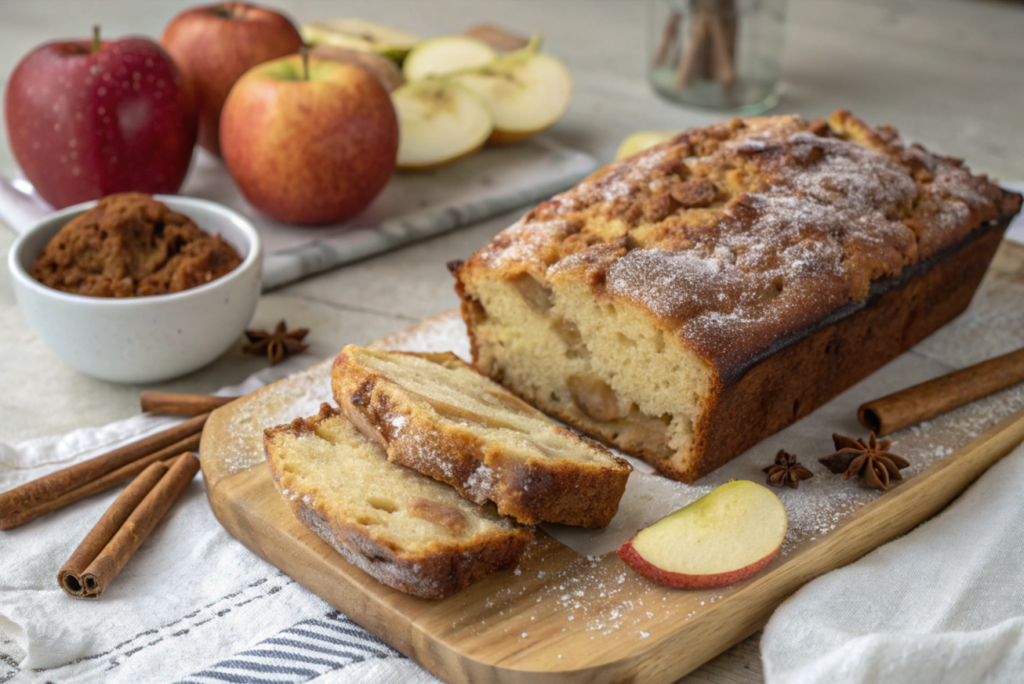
[452,110,1023,483]
[332,346,631,527]
[264,403,532,599]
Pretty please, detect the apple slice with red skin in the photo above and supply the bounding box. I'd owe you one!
[617,480,787,590]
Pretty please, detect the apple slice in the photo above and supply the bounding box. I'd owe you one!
[615,130,679,160]
[392,80,493,170]
[403,36,497,80]
[451,41,572,144]
[617,480,787,590]
[301,19,418,60]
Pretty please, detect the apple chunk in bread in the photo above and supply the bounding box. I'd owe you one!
[617,480,787,589]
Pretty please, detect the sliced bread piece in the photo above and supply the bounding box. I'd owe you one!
[331,346,632,528]
[264,403,532,599]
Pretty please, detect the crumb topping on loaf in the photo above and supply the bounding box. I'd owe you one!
[463,110,1021,371]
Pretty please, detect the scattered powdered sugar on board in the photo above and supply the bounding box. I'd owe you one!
[377,311,471,361]
[216,362,333,475]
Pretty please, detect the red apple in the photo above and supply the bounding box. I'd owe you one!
[4,29,197,209]
[160,2,303,156]
[617,480,788,589]
[220,53,398,225]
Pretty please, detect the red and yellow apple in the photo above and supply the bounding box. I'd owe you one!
[220,53,398,225]
[4,30,197,209]
[160,2,303,156]
[617,480,788,589]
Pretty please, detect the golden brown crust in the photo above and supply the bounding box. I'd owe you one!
[331,348,631,527]
[264,404,532,599]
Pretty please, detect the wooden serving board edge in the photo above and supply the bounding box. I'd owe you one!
[200,314,1024,684]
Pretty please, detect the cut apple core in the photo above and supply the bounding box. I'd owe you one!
[618,480,787,589]
[453,52,572,143]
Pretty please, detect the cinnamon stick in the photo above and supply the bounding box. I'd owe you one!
[653,10,681,67]
[672,0,737,90]
[62,452,201,598]
[0,412,209,530]
[58,459,171,596]
[675,10,713,88]
[706,13,736,91]
[5,432,201,530]
[140,391,234,416]
[859,346,1024,436]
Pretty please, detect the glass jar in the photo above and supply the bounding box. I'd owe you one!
[648,0,787,115]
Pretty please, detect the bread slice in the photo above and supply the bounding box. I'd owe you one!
[331,345,632,528]
[264,403,532,599]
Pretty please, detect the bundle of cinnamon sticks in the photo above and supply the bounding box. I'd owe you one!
[58,453,200,598]
[654,0,737,91]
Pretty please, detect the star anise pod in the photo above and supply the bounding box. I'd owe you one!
[763,450,814,489]
[819,432,909,491]
[243,320,309,365]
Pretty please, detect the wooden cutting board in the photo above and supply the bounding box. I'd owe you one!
[199,242,1024,684]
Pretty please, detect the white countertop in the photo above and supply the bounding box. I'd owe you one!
[1,1,1022,681]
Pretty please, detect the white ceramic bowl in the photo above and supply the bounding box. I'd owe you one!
[9,195,262,384]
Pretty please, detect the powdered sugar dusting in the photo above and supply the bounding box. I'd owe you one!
[216,362,333,475]
[375,311,471,361]
[465,464,498,500]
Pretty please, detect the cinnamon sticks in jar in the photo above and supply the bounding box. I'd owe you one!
[859,346,1024,436]
[654,0,737,91]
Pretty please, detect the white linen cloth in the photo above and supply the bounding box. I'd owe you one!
[0,361,442,684]
[761,441,1024,684]
[0,139,597,291]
